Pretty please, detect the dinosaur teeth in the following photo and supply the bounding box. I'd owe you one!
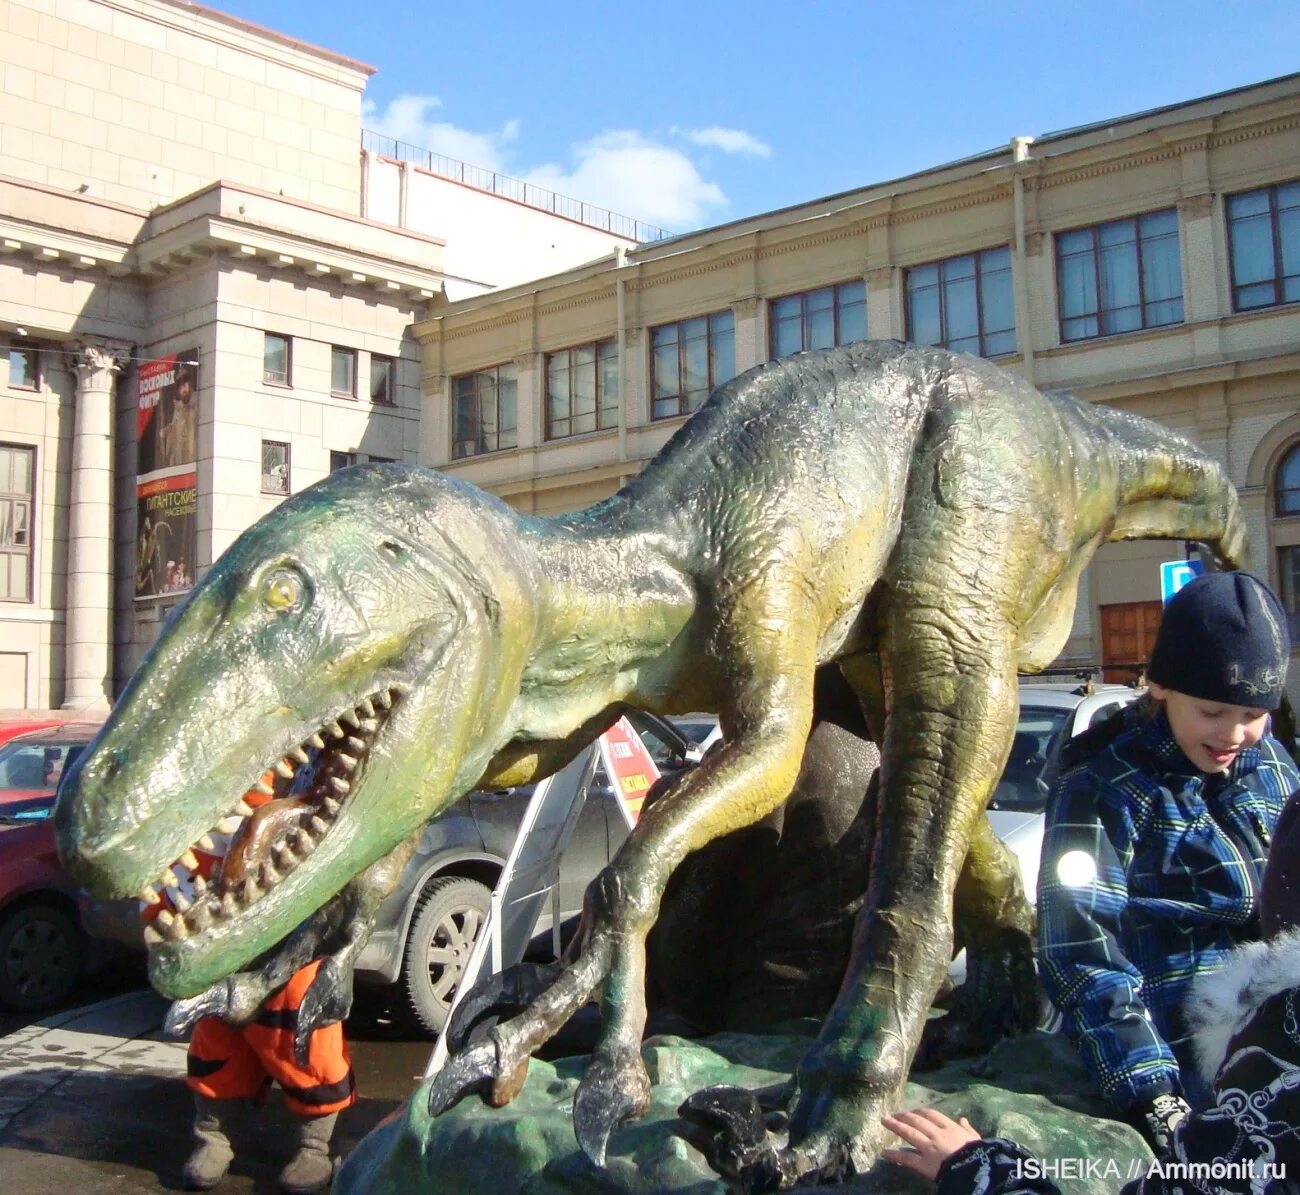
[217,815,243,835]
[273,843,296,868]
[252,780,275,796]
[192,875,209,898]
[328,778,350,798]
[139,885,162,906]
[341,709,361,729]
[196,834,216,852]
[326,721,344,739]
[335,755,357,775]
[241,877,260,905]
[290,746,310,765]
[157,909,175,930]
[309,733,326,750]
[309,815,329,836]
[259,860,281,886]
[187,903,212,931]
[346,736,366,754]
[220,893,238,919]
[293,829,316,855]
[358,698,375,718]
[171,890,192,913]
[322,796,342,817]
[356,718,378,734]
[143,925,163,947]
[375,690,392,710]
[235,800,254,818]
[168,917,189,941]
[179,850,200,871]
[274,760,296,779]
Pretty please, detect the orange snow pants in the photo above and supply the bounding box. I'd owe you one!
[186,960,356,1117]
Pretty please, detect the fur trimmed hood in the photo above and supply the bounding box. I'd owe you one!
[1184,927,1300,1085]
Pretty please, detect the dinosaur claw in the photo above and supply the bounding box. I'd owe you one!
[445,960,563,1054]
[573,1046,651,1167]
[427,1037,500,1118]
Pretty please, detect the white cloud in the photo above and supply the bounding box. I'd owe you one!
[361,96,733,232]
[361,95,516,171]
[523,131,727,231]
[681,126,772,159]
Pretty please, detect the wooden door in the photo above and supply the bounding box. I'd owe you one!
[1099,600,1163,684]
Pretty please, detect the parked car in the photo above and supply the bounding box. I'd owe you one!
[0,720,105,810]
[355,710,698,1035]
[987,679,1140,904]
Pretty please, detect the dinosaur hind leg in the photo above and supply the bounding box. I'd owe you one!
[915,817,1040,1069]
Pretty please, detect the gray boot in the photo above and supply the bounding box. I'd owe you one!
[279,1112,338,1195]
[183,1095,235,1191]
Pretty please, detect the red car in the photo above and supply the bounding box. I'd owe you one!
[0,721,103,809]
[0,719,114,1012]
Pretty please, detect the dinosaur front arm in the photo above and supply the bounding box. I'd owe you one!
[477,707,627,789]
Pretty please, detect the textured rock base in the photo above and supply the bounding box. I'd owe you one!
[337,1023,1150,1194]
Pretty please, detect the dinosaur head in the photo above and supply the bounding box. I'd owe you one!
[57,465,535,999]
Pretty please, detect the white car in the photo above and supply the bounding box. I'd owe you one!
[987,680,1141,904]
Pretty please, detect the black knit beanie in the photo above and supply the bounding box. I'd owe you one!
[1147,571,1290,709]
[1261,788,1300,938]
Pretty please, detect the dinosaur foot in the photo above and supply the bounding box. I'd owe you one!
[914,937,1040,1070]
[678,1087,854,1191]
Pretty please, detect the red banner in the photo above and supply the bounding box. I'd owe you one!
[596,717,662,827]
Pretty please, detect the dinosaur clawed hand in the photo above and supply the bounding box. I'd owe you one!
[428,873,661,1166]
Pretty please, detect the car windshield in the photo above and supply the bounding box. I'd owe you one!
[0,740,88,793]
[988,706,1071,813]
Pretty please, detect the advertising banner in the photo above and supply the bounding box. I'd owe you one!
[135,349,198,600]
[596,716,662,827]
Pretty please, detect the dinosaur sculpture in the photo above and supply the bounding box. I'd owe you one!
[57,340,1246,1187]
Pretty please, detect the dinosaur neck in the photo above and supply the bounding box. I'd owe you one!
[522,496,698,714]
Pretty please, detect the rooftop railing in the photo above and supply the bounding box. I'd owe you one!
[362,130,670,244]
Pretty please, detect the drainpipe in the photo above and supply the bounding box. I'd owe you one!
[615,245,629,466]
[1010,135,1036,383]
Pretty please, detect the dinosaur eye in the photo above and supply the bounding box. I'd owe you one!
[263,568,304,612]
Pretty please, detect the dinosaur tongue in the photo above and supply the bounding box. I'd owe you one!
[220,795,312,886]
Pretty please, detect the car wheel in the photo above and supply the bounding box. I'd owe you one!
[0,902,85,1013]
[399,876,492,1038]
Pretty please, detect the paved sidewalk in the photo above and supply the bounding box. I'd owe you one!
[0,991,413,1192]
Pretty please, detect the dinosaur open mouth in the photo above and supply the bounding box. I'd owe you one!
[140,684,406,947]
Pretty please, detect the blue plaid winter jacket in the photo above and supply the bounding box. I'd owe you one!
[1037,702,1299,1110]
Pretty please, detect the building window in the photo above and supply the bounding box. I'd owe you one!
[1056,209,1184,341]
[0,444,34,602]
[1275,442,1300,645]
[329,451,357,473]
[906,246,1016,358]
[366,454,396,464]
[651,311,735,421]
[261,440,290,495]
[8,345,38,390]
[770,280,867,360]
[331,347,356,398]
[371,354,395,405]
[546,340,619,440]
[263,333,291,386]
[452,363,518,458]
[1227,181,1300,312]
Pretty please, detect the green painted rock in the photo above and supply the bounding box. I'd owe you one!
[338,1025,1150,1194]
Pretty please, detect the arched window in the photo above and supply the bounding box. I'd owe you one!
[1278,442,1300,516]
[1275,441,1300,643]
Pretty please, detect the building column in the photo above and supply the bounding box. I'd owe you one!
[64,340,130,711]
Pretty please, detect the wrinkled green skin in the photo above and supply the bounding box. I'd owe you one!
[57,341,1246,1186]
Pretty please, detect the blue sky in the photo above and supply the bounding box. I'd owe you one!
[215,0,1299,235]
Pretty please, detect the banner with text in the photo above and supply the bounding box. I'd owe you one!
[135,350,198,600]
[597,717,662,828]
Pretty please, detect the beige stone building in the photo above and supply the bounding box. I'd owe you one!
[419,74,1300,703]
[0,0,634,710]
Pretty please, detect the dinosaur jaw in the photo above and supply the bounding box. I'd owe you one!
[140,683,408,994]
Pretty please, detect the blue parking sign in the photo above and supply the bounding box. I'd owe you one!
[1160,558,1204,604]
